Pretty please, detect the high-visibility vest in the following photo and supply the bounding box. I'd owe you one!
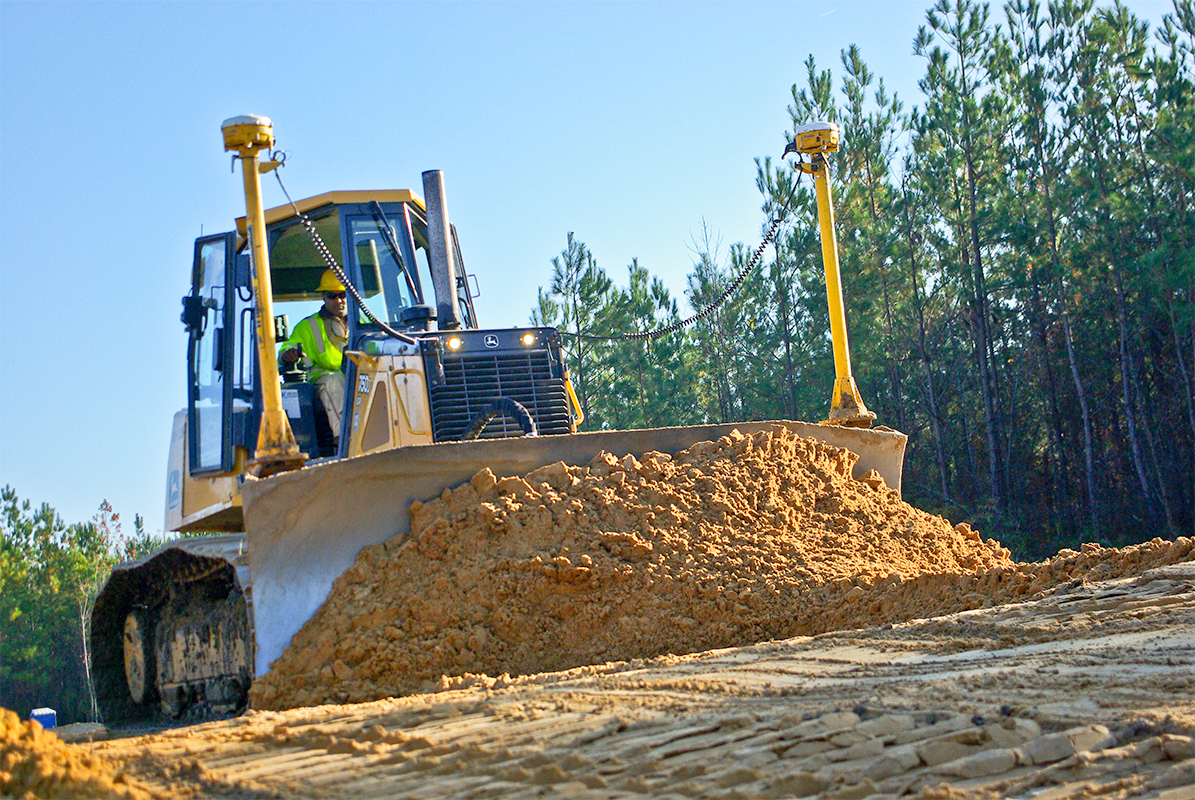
[279,312,346,381]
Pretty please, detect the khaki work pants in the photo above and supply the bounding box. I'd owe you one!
[315,371,346,443]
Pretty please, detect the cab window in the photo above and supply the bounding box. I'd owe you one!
[346,213,422,325]
[266,209,340,355]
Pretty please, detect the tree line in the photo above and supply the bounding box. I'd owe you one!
[532,0,1194,559]
[0,487,162,723]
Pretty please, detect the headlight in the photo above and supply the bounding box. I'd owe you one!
[446,336,464,351]
[521,332,537,346]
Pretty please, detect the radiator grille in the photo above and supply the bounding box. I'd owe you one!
[429,350,573,441]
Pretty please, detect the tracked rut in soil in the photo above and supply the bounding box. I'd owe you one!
[16,559,1194,800]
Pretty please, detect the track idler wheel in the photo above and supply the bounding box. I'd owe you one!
[122,610,157,706]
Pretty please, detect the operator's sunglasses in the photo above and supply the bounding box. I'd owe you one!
[324,292,346,299]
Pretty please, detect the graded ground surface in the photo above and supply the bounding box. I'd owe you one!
[14,559,1194,799]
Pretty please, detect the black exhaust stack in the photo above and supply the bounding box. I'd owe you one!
[421,170,462,330]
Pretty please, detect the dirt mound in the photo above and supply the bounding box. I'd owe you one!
[252,426,1018,710]
[841,535,1195,634]
[0,708,153,799]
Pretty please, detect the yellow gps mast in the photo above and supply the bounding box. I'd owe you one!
[785,121,876,428]
[221,115,307,476]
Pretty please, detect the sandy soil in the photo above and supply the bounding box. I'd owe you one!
[6,427,1193,798]
[252,427,1017,709]
[22,558,1194,799]
[0,709,152,799]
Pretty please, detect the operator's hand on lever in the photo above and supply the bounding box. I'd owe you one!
[281,344,304,364]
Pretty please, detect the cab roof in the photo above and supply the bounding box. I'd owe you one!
[235,190,423,236]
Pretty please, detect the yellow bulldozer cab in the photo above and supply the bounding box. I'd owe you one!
[234,191,426,304]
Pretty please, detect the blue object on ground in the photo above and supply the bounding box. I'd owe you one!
[30,707,56,729]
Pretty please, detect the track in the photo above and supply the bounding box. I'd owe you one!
[81,561,1195,799]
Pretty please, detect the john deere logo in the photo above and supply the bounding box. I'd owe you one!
[484,335,499,348]
[168,470,181,510]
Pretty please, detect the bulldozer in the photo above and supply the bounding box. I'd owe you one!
[89,116,907,723]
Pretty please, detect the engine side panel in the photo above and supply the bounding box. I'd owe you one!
[165,410,245,534]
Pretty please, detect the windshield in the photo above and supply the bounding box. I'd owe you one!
[262,199,434,329]
[267,210,341,300]
[347,210,422,326]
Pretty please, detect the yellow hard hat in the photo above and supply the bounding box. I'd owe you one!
[317,268,346,293]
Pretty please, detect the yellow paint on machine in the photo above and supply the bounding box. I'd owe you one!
[164,411,243,533]
[344,350,434,457]
[234,190,424,237]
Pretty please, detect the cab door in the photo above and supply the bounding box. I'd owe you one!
[183,232,237,475]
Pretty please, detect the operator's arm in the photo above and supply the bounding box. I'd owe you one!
[278,324,310,367]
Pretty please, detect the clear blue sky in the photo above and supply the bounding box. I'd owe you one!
[0,0,1178,531]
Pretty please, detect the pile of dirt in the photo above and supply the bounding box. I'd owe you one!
[833,534,1195,636]
[252,426,1019,710]
[251,426,1195,712]
[0,708,153,799]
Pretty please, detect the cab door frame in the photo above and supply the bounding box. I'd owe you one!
[183,231,238,476]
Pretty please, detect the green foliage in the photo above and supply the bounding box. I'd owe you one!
[531,0,1195,557]
[0,488,168,724]
[534,234,707,430]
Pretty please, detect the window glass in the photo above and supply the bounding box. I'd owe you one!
[231,269,256,405]
[267,209,340,371]
[192,240,226,471]
[407,208,436,313]
[267,211,341,300]
[451,228,477,329]
[415,247,433,308]
[348,216,420,325]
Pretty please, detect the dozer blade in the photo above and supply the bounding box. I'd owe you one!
[241,421,905,676]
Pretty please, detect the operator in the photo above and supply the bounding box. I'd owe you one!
[279,268,349,446]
